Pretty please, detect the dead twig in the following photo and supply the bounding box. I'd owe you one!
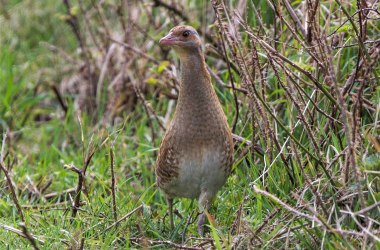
[67,115,96,221]
[50,84,68,116]
[105,204,144,231]
[110,146,118,222]
[130,237,203,250]
[152,0,189,22]
[20,222,40,250]
[0,223,44,245]
[208,66,248,94]
[253,185,327,231]
[0,133,25,222]
[232,133,264,156]
[346,205,380,243]
[212,0,240,133]
[151,0,216,45]
[181,209,196,244]
[44,188,77,200]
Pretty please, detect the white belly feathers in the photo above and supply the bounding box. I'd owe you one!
[167,147,227,199]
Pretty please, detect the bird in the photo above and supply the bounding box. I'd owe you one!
[156,25,233,235]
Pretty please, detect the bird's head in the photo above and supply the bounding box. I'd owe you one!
[159,25,201,54]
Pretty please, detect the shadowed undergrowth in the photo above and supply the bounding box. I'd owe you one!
[0,0,379,249]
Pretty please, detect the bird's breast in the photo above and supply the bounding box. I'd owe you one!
[162,145,229,199]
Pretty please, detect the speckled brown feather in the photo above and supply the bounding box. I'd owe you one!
[156,130,179,186]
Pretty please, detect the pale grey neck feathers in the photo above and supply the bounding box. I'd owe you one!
[177,47,215,110]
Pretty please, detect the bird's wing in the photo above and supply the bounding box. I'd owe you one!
[155,134,179,187]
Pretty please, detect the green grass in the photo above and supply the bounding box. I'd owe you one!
[0,0,379,249]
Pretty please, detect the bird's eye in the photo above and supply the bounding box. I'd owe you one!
[182,30,190,37]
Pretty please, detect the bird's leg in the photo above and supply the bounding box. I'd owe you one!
[167,197,174,230]
[197,212,206,235]
[197,191,213,235]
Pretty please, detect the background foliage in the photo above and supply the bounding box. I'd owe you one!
[0,0,379,249]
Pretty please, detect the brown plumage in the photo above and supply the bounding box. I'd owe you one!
[156,25,233,234]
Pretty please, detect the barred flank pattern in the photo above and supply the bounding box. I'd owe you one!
[156,137,179,186]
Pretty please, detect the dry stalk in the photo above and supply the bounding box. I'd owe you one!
[105,204,143,231]
[211,0,240,133]
[20,223,40,250]
[127,71,166,140]
[77,0,103,54]
[44,187,76,200]
[252,184,360,241]
[329,54,366,212]
[130,237,204,250]
[62,0,95,106]
[0,223,44,245]
[268,58,321,157]
[66,115,96,221]
[181,209,196,244]
[290,136,329,218]
[110,146,117,222]
[346,205,380,243]
[212,0,280,166]
[284,71,342,124]
[252,207,281,239]
[90,1,112,40]
[0,134,44,248]
[250,40,274,161]
[152,0,216,46]
[281,0,307,38]
[0,133,24,222]
[50,85,68,116]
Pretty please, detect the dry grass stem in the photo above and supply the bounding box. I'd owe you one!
[105,204,144,231]
[0,223,44,245]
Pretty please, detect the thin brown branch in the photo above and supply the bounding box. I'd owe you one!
[253,185,324,225]
[281,0,307,38]
[211,0,240,133]
[152,0,189,22]
[151,0,216,45]
[50,85,68,116]
[20,222,40,250]
[0,133,25,222]
[128,72,166,132]
[181,209,196,244]
[105,204,143,231]
[207,66,248,94]
[232,133,264,156]
[346,205,380,243]
[108,37,159,63]
[130,237,204,250]
[67,115,96,221]
[352,201,380,216]
[110,146,117,222]
[44,188,77,200]
[0,223,44,245]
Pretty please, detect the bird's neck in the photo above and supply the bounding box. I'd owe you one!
[178,47,215,106]
[171,46,225,133]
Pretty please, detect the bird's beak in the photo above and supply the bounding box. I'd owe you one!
[159,32,177,46]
